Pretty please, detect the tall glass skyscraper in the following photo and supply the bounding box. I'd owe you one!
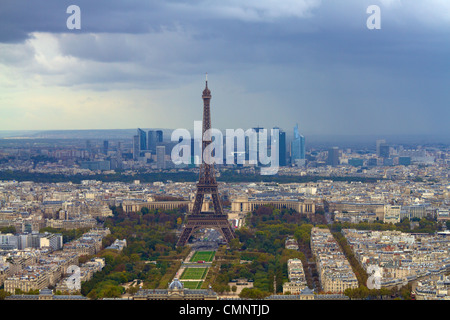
[137,128,147,154]
[148,130,163,153]
[148,130,155,152]
[156,145,166,169]
[273,127,286,166]
[132,135,139,160]
[291,124,305,163]
[103,140,109,155]
[156,130,163,143]
[327,147,340,166]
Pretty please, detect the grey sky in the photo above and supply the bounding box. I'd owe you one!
[0,0,449,136]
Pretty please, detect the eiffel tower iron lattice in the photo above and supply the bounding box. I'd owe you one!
[176,76,236,247]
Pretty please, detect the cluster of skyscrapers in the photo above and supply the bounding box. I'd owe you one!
[237,124,306,168]
[130,124,306,169]
[133,129,164,160]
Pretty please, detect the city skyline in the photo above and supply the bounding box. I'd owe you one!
[1,1,449,136]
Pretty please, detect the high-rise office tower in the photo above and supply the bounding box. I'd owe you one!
[244,127,264,165]
[253,127,264,165]
[147,130,163,152]
[103,140,109,155]
[273,127,286,166]
[148,130,155,152]
[137,128,147,154]
[376,139,386,157]
[86,140,92,155]
[379,144,390,159]
[327,147,340,166]
[156,130,163,143]
[132,135,140,160]
[156,146,166,169]
[291,124,305,164]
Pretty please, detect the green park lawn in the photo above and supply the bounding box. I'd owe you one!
[181,281,203,289]
[190,251,215,262]
[180,267,208,280]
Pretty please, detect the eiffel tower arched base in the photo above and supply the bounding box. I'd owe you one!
[176,213,236,247]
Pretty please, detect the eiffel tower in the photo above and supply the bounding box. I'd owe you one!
[176,75,236,247]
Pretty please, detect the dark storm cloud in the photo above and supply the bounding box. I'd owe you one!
[1,0,449,135]
[0,0,169,43]
[3,0,448,71]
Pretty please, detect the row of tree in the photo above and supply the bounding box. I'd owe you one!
[330,216,440,234]
[332,231,368,287]
[0,169,381,184]
[344,284,413,300]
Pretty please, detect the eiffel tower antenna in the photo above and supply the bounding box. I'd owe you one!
[176,77,236,247]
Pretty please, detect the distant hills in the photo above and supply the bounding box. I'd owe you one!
[0,129,172,140]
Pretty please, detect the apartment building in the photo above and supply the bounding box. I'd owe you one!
[2,228,108,294]
[46,217,97,230]
[384,205,402,224]
[0,263,10,286]
[310,228,358,293]
[342,229,450,290]
[414,274,450,300]
[0,232,63,251]
[283,258,308,294]
[4,267,49,294]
